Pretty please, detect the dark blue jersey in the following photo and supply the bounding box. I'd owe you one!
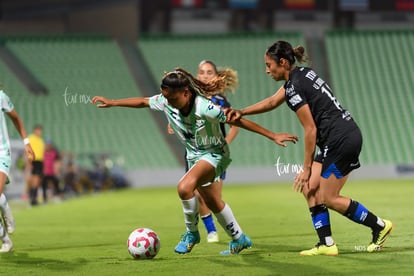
[284,67,359,147]
[210,94,231,109]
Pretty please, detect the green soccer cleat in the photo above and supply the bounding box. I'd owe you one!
[174,231,200,254]
[220,233,252,255]
[367,219,393,253]
[300,243,339,256]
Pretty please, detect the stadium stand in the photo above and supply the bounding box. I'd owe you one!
[139,30,414,168]
[0,30,411,176]
[0,35,179,169]
[325,30,414,164]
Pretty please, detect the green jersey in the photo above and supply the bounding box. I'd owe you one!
[149,93,229,160]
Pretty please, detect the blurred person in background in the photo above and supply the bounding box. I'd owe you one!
[41,139,62,202]
[0,89,34,253]
[28,125,45,206]
[62,153,80,196]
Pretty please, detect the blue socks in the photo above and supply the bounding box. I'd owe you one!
[310,205,333,246]
[201,213,217,234]
[344,199,384,231]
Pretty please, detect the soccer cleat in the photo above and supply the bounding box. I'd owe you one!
[220,233,252,255]
[174,231,200,254]
[207,231,219,243]
[300,243,339,256]
[2,210,16,234]
[0,240,13,253]
[367,219,393,253]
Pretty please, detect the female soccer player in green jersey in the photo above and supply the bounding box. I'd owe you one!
[92,68,298,255]
[168,60,240,244]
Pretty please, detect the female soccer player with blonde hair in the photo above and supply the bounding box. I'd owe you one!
[93,68,298,255]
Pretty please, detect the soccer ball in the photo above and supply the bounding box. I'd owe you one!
[127,228,160,259]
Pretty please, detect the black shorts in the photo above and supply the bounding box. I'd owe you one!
[31,161,44,176]
[314,127,362,179]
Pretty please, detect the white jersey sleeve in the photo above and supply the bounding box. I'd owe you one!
[148,94,167,112]
[0,90,14,156]
[0,90,14,113]
[199,100,227,124]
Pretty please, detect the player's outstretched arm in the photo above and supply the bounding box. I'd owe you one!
[226,86,286,123]
[92,96,150,108]
[7,109,35,161]
[229,117,298,147]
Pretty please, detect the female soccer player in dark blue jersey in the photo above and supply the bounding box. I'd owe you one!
[226,40,393,256]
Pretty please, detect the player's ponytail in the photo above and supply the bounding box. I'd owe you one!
[293,45,308,64]
[164,67,238,98]
[214,68,238,95]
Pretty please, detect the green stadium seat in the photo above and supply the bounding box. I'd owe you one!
[325,30,414,164]
[2,30,409,173]
[0,36,179,169]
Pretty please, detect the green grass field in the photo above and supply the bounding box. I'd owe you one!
[1,179,413,275]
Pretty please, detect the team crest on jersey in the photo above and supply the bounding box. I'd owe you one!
[195,119,204,129]
[285,85,295,96]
